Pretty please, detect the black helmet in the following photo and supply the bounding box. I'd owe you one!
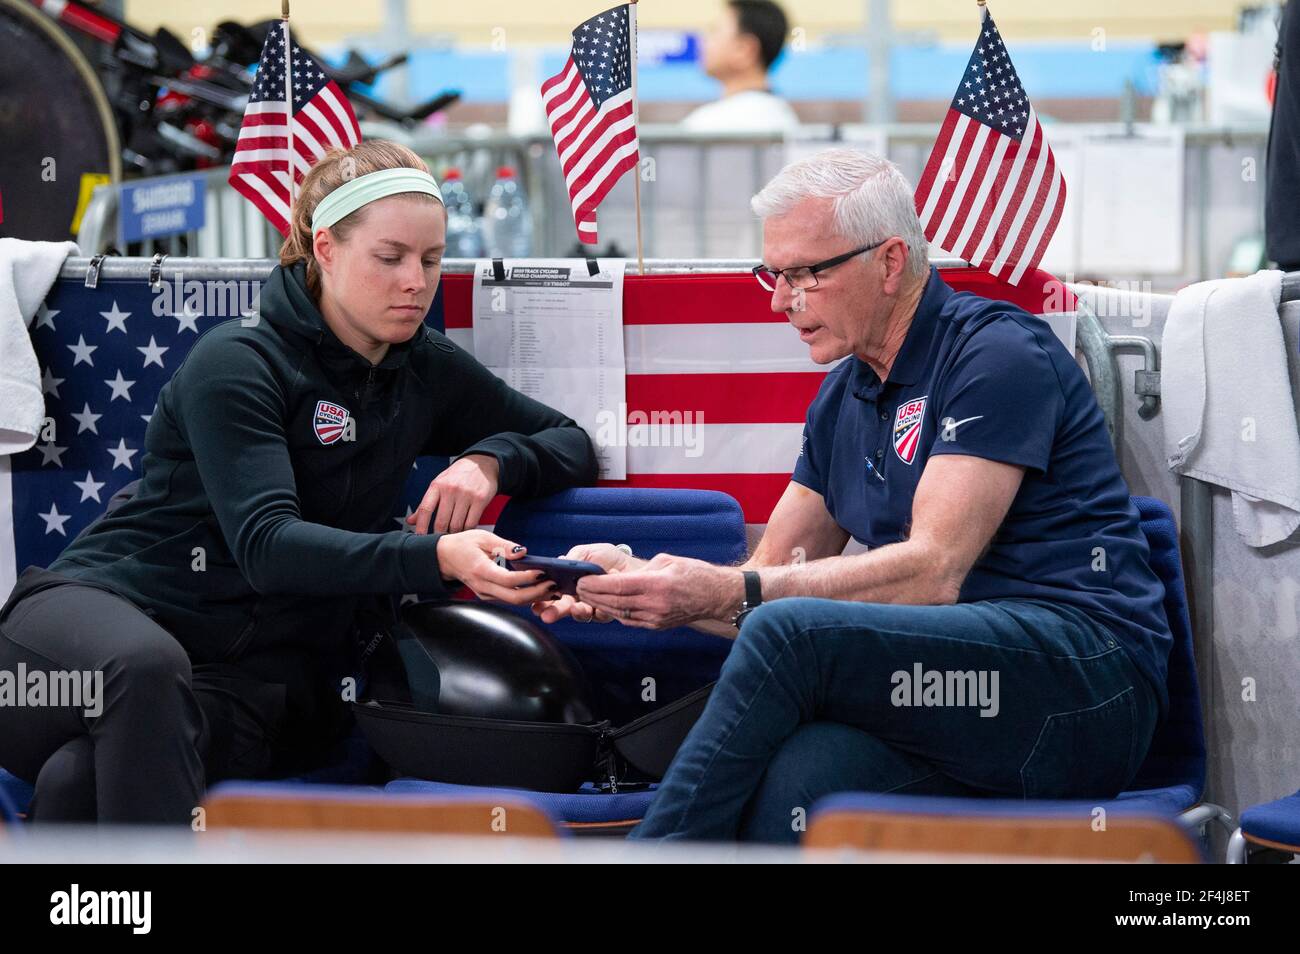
[354,601,710,793]
[390,600,596,724]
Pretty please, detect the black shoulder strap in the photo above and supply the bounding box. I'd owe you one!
[390,622,442,712]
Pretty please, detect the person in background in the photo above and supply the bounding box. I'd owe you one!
[682,0,800,133]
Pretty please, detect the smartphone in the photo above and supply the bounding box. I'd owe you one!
[494,554,607,596]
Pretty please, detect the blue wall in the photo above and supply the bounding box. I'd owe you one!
[370,40,1162,105]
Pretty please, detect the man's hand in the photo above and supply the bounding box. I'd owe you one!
[575,553,744,630]
[436,530,554,605]
[530,543,645,624]
[408,454,500,534]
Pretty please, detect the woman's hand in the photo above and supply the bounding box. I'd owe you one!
[531,543,646,624]
[436,531,555,605]
[408,454,500,534]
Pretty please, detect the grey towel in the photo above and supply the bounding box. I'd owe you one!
[0,238,79,456]
[1163,269,1300,547]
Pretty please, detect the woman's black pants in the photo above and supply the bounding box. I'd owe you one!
[0,573,313,824]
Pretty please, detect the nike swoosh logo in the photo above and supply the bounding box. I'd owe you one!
[947,416,984,429]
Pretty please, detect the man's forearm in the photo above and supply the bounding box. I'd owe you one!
[763,539,960,606]
[687,540,960,637]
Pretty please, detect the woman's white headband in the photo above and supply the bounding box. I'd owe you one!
[311,167,443,234]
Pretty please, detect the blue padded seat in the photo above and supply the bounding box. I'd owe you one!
[201,779,564,837]
[385,778,656,834]
[0,768,33,824]
[808,791,1209,861]
[1238,790,1300,851]
[493,487,746,726]
[1107,496,1206,813]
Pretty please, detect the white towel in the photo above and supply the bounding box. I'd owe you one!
[1163,269,1300,547]
[0,238,78,456]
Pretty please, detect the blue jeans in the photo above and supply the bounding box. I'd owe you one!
[629,597,1160,844]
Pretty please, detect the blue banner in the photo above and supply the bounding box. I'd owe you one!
[118,175,206,244]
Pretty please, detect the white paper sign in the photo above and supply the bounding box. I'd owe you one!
[1078,126,1185,275]
[472,259,628,480]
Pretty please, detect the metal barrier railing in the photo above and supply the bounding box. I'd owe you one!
[62,254,970,281]
[74,123,1270,287]
[60,252,1120,441]
[77,165,285,261]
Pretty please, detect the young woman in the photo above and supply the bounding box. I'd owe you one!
[0,140,597,824]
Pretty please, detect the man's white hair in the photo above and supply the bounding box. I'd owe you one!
[750,148,929,279]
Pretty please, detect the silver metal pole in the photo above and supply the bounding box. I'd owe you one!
[1074,298,1122,451]
[1197,141,1211,281]
[644,153,657,259]
[1180,476,1215,793]
[384,0,410,104]
[695,148,709,258]
[866,0,894,124]
[59,255,973,283]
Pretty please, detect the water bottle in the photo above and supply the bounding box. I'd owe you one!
[440,168,484,259]
[481,166,533,258]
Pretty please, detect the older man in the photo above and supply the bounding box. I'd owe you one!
[535,149,1173,844]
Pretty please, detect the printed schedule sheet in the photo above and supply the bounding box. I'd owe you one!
[471,259,628,479]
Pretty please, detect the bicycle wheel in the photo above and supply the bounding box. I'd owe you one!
[0,0,121,241]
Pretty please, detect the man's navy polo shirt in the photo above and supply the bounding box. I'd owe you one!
[791,267,1172,717]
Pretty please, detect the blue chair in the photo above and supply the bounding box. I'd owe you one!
[492,486,746,725]
[387,486,746,833]
[1227,791,1300,862]
[1109,496,1227,830]
[806,496,1232,849]
[201,780,564,837]
[0,768,32,825]
[807,792,1207,862]
[385,778,657,836]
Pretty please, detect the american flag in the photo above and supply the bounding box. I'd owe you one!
[4,285,221,582]
[540,4,640,245]
[2,274,449,593]
[229,22,362,236]
[913,8,1065,287]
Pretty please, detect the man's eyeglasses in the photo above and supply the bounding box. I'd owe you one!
[752,239,889,292]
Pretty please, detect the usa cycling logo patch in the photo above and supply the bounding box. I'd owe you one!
[892,396,927,465]
[313,400,350,445]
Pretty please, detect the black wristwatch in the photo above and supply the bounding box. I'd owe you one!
[730,570,763,628]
